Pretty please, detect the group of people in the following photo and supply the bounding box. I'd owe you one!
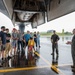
[0,25,75,73]
[0,26,41,67]
[0,26,11,66]
[51,29,75,73]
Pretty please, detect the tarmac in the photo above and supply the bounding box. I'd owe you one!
[0,36,74,75]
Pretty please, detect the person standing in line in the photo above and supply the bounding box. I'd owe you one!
[33,32,37,49]
[0,37,2,56]
[11,28,18,55]
[37,31,40,48]
[4,28,12,60]
[66,29,75,72]
[0,37,2,66]
[22,32,26,50]
[51,30,60,56]
[30,32,33,38]
[0,26,6,64]
[23,31,31,47]
[23,31,31,57]
[17,30,23,52]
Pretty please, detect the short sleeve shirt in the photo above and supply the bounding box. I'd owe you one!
[6,33,11,43]
[0,31,6,45]
[51,34,59,43]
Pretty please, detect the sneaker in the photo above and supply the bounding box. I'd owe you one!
[72,68,75,72]
[51,53,53,55]
[0,64,3,67]
[39,46,41,48]
[7,56,12,60]
[71,65,75,68]
[1,58,5,63]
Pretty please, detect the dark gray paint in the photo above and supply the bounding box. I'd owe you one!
[47,0,75,21]
[0,0,9,17]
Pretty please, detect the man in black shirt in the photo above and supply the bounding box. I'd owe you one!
[51,30,60,56]
[5,28,12,59]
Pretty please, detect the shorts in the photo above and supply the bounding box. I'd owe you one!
[5,43,12,52]
[1,44,6,51]
[5,43,12,57]
[12,40,17,48]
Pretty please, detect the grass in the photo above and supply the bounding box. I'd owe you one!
[40,32,72,36]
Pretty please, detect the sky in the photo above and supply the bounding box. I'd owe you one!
[0,12,75,33]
